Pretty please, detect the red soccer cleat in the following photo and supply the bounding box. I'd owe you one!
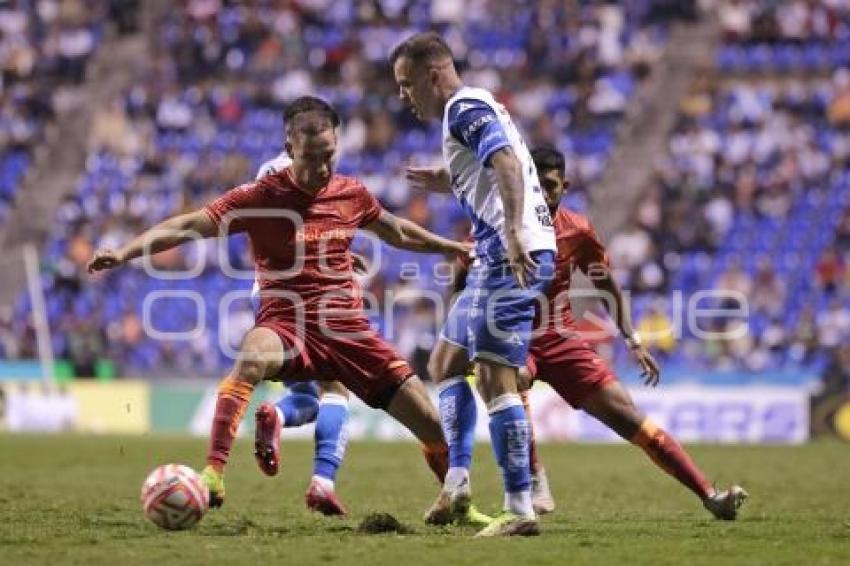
[254,403,282,476]
[305,479,348,517]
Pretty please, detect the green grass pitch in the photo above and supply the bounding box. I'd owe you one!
[1,434,848,565]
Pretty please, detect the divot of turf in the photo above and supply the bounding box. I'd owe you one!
[358,512,414,534]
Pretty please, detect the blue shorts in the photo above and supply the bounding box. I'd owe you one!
[440,250,555,367]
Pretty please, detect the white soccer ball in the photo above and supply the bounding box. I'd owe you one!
[140,464,209,530]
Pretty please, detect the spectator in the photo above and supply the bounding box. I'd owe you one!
[750,260,786,317]
[816,247,845,295]
[636,300,677,357]
[817,299,850,350]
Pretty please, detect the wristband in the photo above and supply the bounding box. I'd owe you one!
[625,332,642,349]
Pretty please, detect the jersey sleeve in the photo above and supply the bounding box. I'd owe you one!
[447,98,511,166]
[356,182,383,227]
[575,222,611,274]
[204,182,267,234]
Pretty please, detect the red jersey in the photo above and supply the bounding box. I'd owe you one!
[204,168,381,325]
[540,207,610,334]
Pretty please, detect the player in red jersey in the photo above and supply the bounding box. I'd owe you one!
[413,146,748,520]
[87,97,462,512]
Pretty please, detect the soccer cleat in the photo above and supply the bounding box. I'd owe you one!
[254,402,282,476]
[423,478,492,527]
[424,476,471,525]
[531,469,555,515]
[456,504,493,527]
[704,485,748,520]
[199,465,225,508]
[474,511,540,537]
[305,478,348,516]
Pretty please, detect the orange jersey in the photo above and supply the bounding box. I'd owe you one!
[540,207,610,332]
[204,168,381,325]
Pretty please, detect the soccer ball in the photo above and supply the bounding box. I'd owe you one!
[140,464,209,530]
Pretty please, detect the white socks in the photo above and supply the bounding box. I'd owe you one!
[312,474,335,491]
[505,490,534,518]
[445,466,469,493]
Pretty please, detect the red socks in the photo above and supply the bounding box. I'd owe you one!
[630,419,713,500]
[520,390,543,475]
[422,442,449,483]
[207,376,255,471]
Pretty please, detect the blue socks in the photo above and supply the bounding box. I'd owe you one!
[487,393,533,516]
[275,389,320,427]
[312,393,349,482]
[273,382,349,485]
[437,376,477,490]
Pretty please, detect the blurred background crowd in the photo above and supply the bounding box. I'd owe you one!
[0,0,848,395]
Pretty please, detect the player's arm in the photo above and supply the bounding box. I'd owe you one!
[448,99,535,288]
[405,165,452,193]
[364,210,469,257]
[450,260,469,296]
[588,266,661,387]
[87,209,217,273]
[490,147,537,288]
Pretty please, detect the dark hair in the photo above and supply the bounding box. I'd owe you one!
[389,31,454,67]
[283,96,340,134]
[530,146,565,174]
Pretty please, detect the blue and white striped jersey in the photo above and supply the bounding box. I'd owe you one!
[442,86,556,264]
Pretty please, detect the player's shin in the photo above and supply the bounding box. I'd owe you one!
[207,376,255,472]
[630,418,713,500]
[520,390,543,475]
[312,393,350,487]
[436,376,477,491]
[487,394,534,517]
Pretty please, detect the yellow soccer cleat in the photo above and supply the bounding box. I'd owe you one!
[474,511,539,537]
[199,465,226,508]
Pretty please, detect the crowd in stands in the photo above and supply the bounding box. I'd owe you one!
[10,0,675,376]
[611,11,850,374]
[6,1,848,384]
[0,0,125,223]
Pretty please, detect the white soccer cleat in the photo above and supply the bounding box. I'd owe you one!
[531,469,555,515]
[424,476,473,525]
[423,476,491,526]
[704,485,748,520]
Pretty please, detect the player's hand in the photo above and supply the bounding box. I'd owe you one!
[405,166,451,193]
[86,249,125,274]
[447,240,473,258]
[351,253,369,275]
[631,345,661,387]
[506,233,536,289]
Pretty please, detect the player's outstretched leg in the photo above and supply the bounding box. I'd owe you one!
[581,381,748,520]
[384,374,490,527]
[474,361,539,537]
[202,327,285,507]
[306,381,351,516]
[519,388,555,515]
[254,381,320,477]
[424,339,489,527]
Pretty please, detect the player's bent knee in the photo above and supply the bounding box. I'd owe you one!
[234,358,268,385]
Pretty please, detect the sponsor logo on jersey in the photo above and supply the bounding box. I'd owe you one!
[463,114,495,141]
[294,227,356,243]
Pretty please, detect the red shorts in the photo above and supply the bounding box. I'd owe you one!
[257,316,413,409]
[527,334,616,408]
